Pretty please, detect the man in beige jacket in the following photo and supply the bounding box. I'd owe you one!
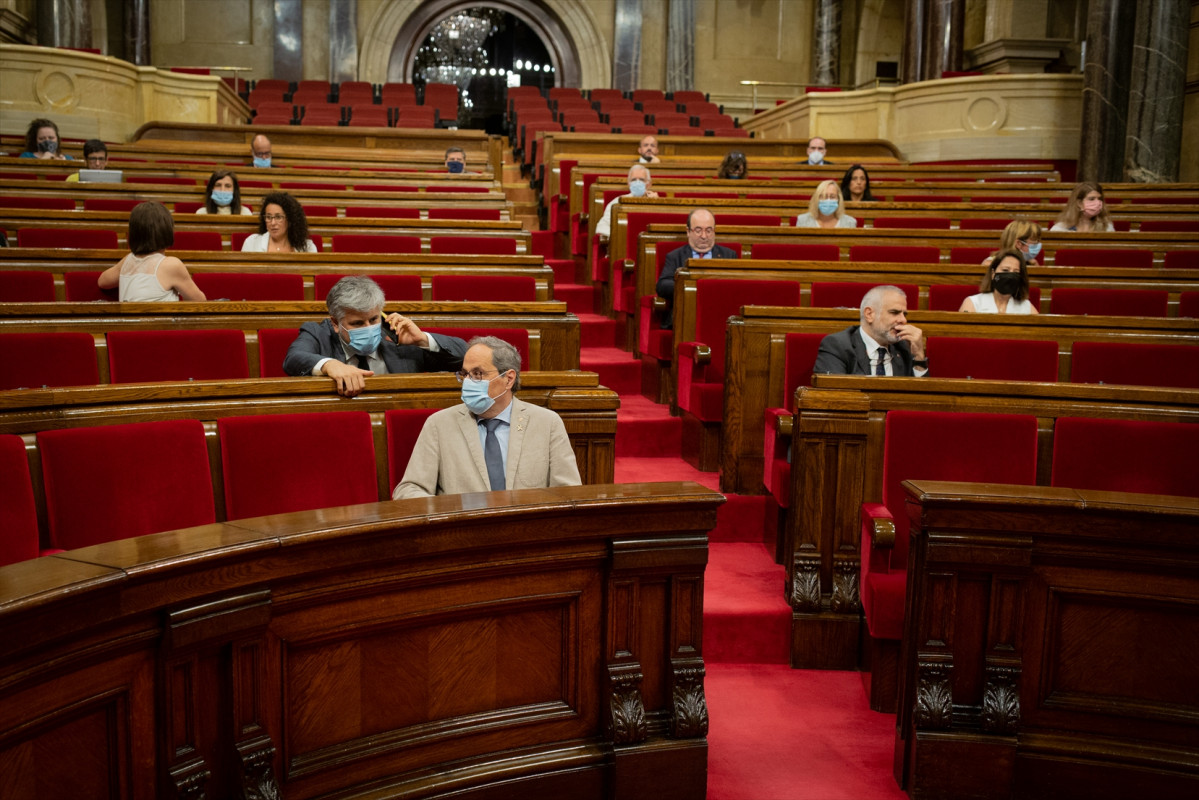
[392,336,581,499]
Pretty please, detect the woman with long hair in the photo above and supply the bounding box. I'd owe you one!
[959,248,1037,314]
[198,170,253,215]
[1051,182,1114,232]
[240,192,316,253]
[840,164,876,202]
[795,180,857,229]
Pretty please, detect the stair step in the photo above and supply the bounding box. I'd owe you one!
[712,494,769,543]
[577,313,618,348]
[555,284,596,315]
[580,346,640,395]
[704,543,792,665]
[614,394,683,457]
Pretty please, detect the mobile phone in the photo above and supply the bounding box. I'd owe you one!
[383,318,398,343]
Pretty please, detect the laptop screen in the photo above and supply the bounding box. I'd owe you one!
[77,169,123,183]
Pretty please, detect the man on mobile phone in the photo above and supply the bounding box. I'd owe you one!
[283,276,467,396]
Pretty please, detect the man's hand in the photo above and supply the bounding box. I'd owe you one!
[385,313,428,346]
[894,323,926,360]
[322,359,372,397]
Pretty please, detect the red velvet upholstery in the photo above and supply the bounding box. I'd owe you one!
[218,412,377,520]
[331,234,421,254]
[928,284,975,311]
[314,274,422,301]
[173,202,204,214]
[38,420,215,550]
[426,208,503,221]
[678,279,801,422]
[1050,288,1168,317]
[750,243,841,261]
[107,329,249,383]
[763,333,824,506]
[1163,251,1198,270]
[304,205,339,218]
[63,271,116,302]
[1,332,99,390]
[0,270,56,302]
[192,272,304,301]
[280,181,343,192]
[713,213,782,227]
[429,237,518,256]
[1053,249,1153,269]
[1180,292,1199,318]
[345,206,420,219]
[172,231,225,251]
[810,282,920,310]
[615,212,690,313]
[872,217,952,230]
[957,218,1014,231]
[430,275,536,302]
[126,176,195,186]
[1136,220,1199,233]
[256,328,297,378]
[860,411,1038,640]
[849,245,940,264]
[1051,417,1199,498]
[424,327,530,370]
[0,435,39,565]
[438,185,490,194]
[0,197,75,211]
[892,195,960,203]
[1070,341,1199,389]
[83,198,142,212]
[351,184,418,193]
[18,228,119,249]
[348,107,389,127]
[930,337,1059,382]
[385,409,439,489]
[949,247,994,264]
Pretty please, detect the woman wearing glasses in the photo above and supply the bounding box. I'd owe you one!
[241,192,317,253]
[982,219,1044,268]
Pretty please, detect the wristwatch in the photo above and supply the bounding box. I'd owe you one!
[912,359,929,368]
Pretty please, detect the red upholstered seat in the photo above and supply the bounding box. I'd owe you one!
[1180,291,1199,318]
[1053,249,1153,269]
[314,274,422,302]
[929,337,1059,382]
[192,273,304,301]
[810,282,920,310]
[1070,341,1199,389]
[957,218,1015,231]
[64,271,116,302]
[928,284,976,311]
[426,208,503,221]
[424,327,530,370]
[1164,251,1199,270]
[332,234,421,254]
[345,206,419,219]
[256,328,297,378]
[750,243,840,261]
[352,184,418,193]
[678,278,802,422]
[438,185,490,194]
[1051,417,1199,498]
[949,247,994,264]
[174,202,204,213]
[849,245,940,264]
[1050,287,1168,317]
[0,197,75,211]
[107,329,249,383]
[126,176,195,186]
[861,411,1038,642]
[385,408,439,489]
[0,270,56,302]
[429,237,518,256]
[38,420,215,550]
[83,198,141,212]
[1138,220,1199,233]
[891,195,959,203]
[763,333,824,507]
[615,211,691,312]
[1,332,99,390]
[171,231,225,251]
[304,205,339,218]
[0,434,40,565]
[218,412,377,520]
[872,217,952,230]
[430,275,536,302]
[18,228,119,249]
[714,213,782,227]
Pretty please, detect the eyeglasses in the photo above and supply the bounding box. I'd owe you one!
[689,227,715,236]
[263,214,287,223]
[455,368,499,383]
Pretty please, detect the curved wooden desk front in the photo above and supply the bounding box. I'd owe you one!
[0,483,724,800]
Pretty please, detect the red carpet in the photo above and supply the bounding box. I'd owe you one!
[704,543,790,664]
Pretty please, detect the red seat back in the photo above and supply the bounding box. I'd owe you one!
[331,234,421,254]
[0,270,56,302]
[384,408,439,489]
[429,237,518,256]
[430,275,537,302]
[930,337,1059,382]
[38,420,215,549]
[782,333,824,409]
[695,278,801,382]
[810,282,920,310]
[314,274,422,301]
[126,176,195,187]
[172,231,225,251]
[750,243,840,261]
[18,228,119,249]
[256,328,297,378]
[83,198,141,212]
[713,213,782,227]
[625,212,691,260]
[849,245,940,264]
[218,412,377,520]
[424,327,530,370]
[1070,341,1199,389]
[872,217,951,230]
[949,247,994,264]
[107,329,249,383]
[1180,291,1199,318]
[192,273,304,301]
[1051,418,1199,498]
[1163,251,1198,270]
[0,197,75,211]
[1050,288,1168,317]
[1054,249,1153,269]
[426,208,503,221]
[928,284,976,311]
[957,218,1015,231]
[1139,220,1199,233]
[0,435,40,565]
[345,206,420,219]
[64,271,116,302]
[1,332,99,390]
[304,205,339,218]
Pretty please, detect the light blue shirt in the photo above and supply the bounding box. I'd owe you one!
[475,401,513,469]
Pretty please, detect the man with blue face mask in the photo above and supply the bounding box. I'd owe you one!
[595,163,659,240]
[283,276,467,397]
[250,134,273,168]
[392,336,581,499]
[444,146,467,173]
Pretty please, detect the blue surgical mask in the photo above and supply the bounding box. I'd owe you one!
[253,156,271,168]
[818,198,839,216]
[1026,242,1042,258]
[211,190,233,206]
[629,179,647,197]
[808,155,824,165]
[447,161,465,174]
[461,375,506,415]
[346,323,382,355]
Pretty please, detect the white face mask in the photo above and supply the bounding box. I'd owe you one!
[629,179,647,197]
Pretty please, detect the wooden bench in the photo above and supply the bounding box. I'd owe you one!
[0,300,582,373]
[894,481,1199,799]
[781,379,1199,674]
[0,482,718,798]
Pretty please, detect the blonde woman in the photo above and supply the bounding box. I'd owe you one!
[1051,182,1114,232]
[795,180,857,229]
[983,219,1044,267]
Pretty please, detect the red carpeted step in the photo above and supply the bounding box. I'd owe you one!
[576,312,618,348]
[555,283,596,315]
[711,493,768,543]
[581,346,640,395]
[706,663,906,800]
[544,258,577,285]
[615,456,715,487]
[614,394,682,457]
[704,542,791,665]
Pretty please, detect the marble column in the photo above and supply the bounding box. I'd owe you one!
[37,0,91,49]
[1077,0,1137,183]
[1124,0,1189,182]
[901,0,927,84]
[921,0,964,80]
[328,0,358,84]
[612,0,642,92]
[665,0,694,94]
[124,0,150,66]
[812,0,841,87]
[273,0,303,83]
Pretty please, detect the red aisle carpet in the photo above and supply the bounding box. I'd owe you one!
[572,271,905,799]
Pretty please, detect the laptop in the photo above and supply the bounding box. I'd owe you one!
[77,169,123,183]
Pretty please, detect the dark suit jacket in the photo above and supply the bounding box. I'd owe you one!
[813,325,919,376]
[655,243,739,329]
[282,319,467,376]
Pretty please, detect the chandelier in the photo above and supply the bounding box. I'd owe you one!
[417,12,494,90]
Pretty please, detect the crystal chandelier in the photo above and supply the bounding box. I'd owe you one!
[418,12,494,90]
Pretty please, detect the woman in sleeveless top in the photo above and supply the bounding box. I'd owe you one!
[959,248,1037,314]
[98,201,206,301]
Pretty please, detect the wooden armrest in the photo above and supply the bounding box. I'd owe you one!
[861,502,896,550]
[622,258,636,271]
[768,409,792,436]
[678,342,711,366]
[652,296,667,312]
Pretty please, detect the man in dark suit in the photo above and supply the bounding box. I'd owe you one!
[284,276,467,397]
[655,208,739,329]
[813,285,928,376]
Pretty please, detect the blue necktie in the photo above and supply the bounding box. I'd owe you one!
[481,418,505,490]
[874,348,887,376]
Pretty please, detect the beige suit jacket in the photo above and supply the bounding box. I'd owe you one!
[392,397,581,499]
